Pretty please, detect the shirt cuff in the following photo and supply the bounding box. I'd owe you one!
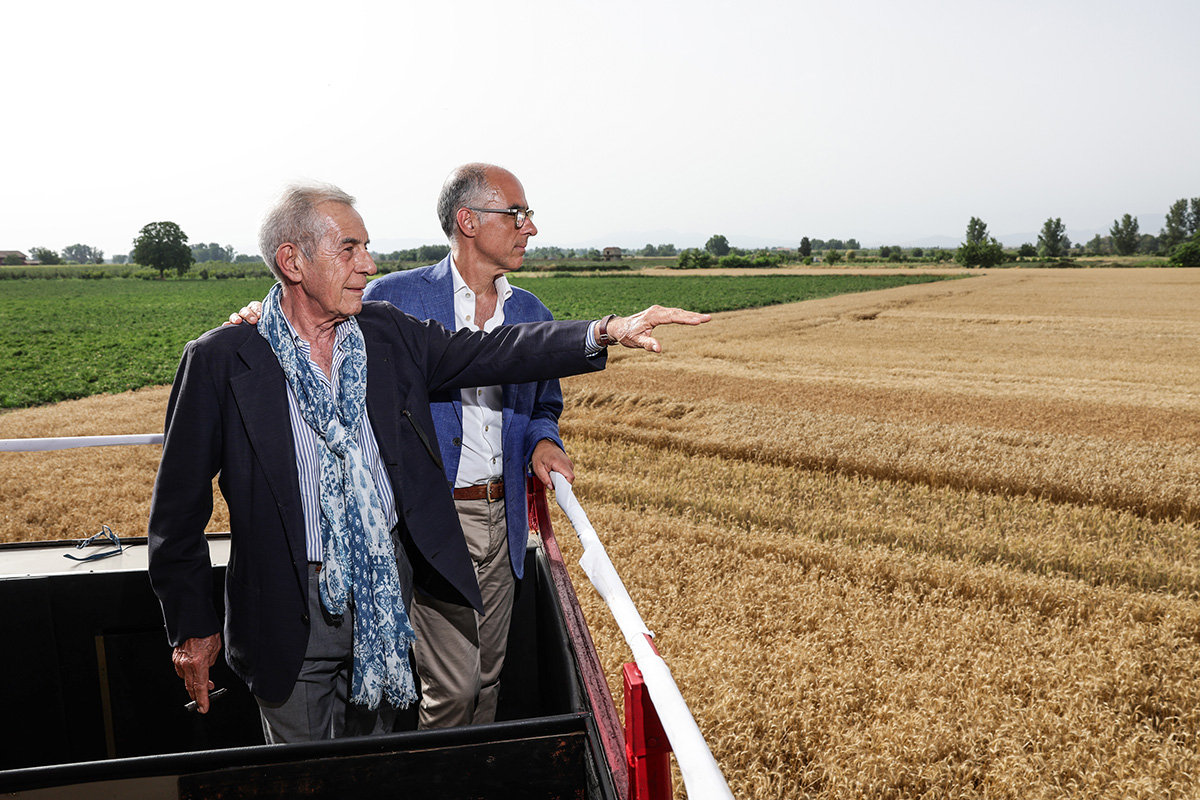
[585,320,604,357]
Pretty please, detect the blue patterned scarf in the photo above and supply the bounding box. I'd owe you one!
[259,283,416,710]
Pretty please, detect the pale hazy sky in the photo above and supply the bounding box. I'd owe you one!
[4,0,1198,258]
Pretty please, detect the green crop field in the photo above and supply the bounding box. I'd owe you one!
[1,278,275,408]
[0,273,958,409]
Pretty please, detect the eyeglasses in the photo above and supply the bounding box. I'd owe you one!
[466,207,534,229]
[64,525,124,562]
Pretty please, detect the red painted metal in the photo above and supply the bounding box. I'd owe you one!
[624,642,673,800]
[527,478,630,800]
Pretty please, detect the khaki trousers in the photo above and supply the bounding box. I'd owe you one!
[410,496,515,728]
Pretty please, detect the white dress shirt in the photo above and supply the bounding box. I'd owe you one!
[450,257,511,488]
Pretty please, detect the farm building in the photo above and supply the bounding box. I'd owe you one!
[0,250,30,265]
[602,247,623,261]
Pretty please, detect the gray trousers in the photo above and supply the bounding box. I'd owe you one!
[257,532,414,743]
[410,497,516,729]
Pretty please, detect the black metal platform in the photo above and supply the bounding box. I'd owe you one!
[0,536,618,799]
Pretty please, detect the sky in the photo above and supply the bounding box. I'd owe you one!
[4,0,1198,259]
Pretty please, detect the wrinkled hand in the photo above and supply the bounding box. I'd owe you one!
[224,300,263,326]
[173,633,222,713]
[605,305,711,353]
[531,439,575,487]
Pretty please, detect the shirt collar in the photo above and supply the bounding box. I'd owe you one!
[449,255,513,304]
[279,307,353,357]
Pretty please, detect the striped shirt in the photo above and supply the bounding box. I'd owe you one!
[279,318,398,562]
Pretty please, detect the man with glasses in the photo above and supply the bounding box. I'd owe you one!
[171,181,710,740]
[360,163,565,729]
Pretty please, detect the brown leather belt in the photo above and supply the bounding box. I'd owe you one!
[452,478,504,502]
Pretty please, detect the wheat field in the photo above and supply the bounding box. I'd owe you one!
[2,268,1199,798]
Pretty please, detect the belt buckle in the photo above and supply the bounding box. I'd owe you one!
[485,477,502,503]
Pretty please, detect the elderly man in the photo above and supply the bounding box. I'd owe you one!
[360,163,565,729]
[148,183,708,743]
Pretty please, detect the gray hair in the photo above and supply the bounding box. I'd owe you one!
[259,182,356,280]
[436,163,494,242]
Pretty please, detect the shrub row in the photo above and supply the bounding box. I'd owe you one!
[0,261,276,281]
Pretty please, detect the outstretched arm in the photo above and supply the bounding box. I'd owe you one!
[594,306,711,353]
[229,300,712,355]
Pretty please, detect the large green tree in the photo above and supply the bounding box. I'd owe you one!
[1160,199,1191,253]
[705,234,730,257]
[965,216,991,245]
[133,221,193,278]
[1110,214,1140,256]
[956,217,1005,269]
[799,237,812,257]
[1037,218,1070,258]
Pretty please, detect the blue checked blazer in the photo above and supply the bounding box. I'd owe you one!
[362,256,564,580]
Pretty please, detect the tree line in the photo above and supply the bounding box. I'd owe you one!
[955,197,1200,268]
[18,235,258,273]
[670,232,954,269]
[12,244,107,265]
[14,196,1198,276]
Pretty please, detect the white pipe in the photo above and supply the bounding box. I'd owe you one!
[551,472,735,800]
[0,434,164,452]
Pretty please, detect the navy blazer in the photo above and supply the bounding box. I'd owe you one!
[363,256,562,579]
[147,302,603,702]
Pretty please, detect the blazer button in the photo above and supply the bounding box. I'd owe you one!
[452,437,462,447]
[301,613,310,626]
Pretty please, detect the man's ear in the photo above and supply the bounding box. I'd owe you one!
[275,243,303,282]
[455,207,477,240]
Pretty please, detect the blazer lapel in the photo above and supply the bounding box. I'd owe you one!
[425,258,464,431]
[424,257,457,331]
[364,337,404,468]
[229,335,304,547]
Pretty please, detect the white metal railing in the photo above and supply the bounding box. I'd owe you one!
[550,472,735,800]
[0,434,163,452]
